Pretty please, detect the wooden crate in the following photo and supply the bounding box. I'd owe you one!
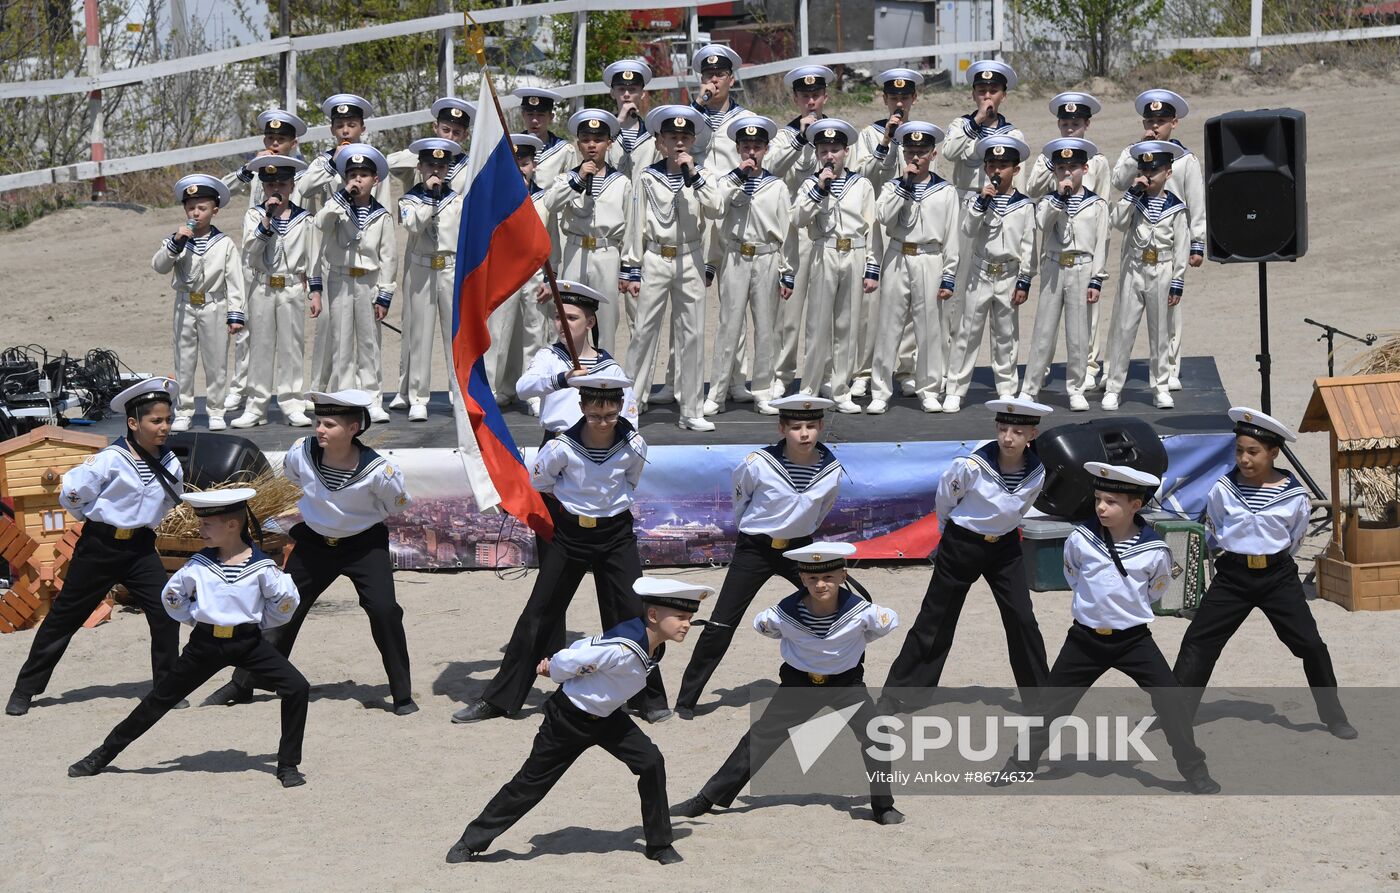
[1316,554,1400,611]
[1343,510,1400,565]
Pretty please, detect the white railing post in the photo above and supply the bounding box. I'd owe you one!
[83,0,104,198]
[573,10,588,110]
[992,0,1006,57]
[1250,0,1264,66]
[285,48,298,113]
[799,0,810,57]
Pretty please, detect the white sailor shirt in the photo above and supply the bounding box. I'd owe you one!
[516,345,639,433]
[1036,188,1110,291]
[851,119,903,189]
[60,438,183,529]
[533,132,582,192]
[153,226,248,326]
[607,122,659,178]
[283,437,411,538]
[399,184,463,256]
[710,168,795,287]
[1064,523,1172,630]
[936,441,1045,537]
[878,173,961,292]
[311,191,399,306]
[733,442,841,539]
[543,164,631,252]
[1112,140,1206,256]
[386,149,470,195]
[695,100,748,172]
[765,114,824,194]
[620,161,722,281]
[243,203,315,284]
[294,148,393,210]
[161,547,301,630]
[796,170,880,281]
[1112,190,1189,298]
[1205,469,1309,556]
[754,589,899,675]
[550,617,658,717]
[941,112,1028,193]
[962,190,1039,293]
[531,418,647,518]
[1025,152,1112,202]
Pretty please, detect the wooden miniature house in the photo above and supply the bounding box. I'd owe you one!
[1300,374,1400,611]
[0,425,107,631]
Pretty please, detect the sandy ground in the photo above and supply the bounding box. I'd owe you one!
[3,72,1400,890]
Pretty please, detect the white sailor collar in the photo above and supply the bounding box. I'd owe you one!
[537,132,569,158]
[550,343,617,366]
[1073,521,1168,560]
[592,616,660,667]
[753,441,840,492]
[1047,188,1104,213]
[1126,190,1187,220]
[968,440,1043,490]
[331,191,390,226]
[304,437,386,489]
[773,587,868,638]
[189,546,279,580]
[1223,468,1306,511]
[558,416,642,464]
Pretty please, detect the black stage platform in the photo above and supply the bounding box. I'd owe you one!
[85,356,1233,449]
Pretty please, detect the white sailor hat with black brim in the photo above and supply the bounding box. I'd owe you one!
[978,135,1031,164]
[512,132,544,155]
[182,487,258,517]
[603,59,653,88]
[556,279,609,309]
[1048,91,1101,119]
[335,144,389,179]
[1136,89,1189,119]
[570,368,632,401]
[1043,137,1099,166]
[568,109,621,139]
[692,44,742,75]
[174,174,231,208]
[967,59,1018,90]
[634,576,714,613]
[305,389,375,430]
[895,121,945,148]
[1228,406,1297,446]
[785,65,835,91]
[986,396,1052,426]
[431,97,476,125]
[784,541,857,573]
[408,138,462,164]
[1084,462,1160,497]
[110,377,179,415]
[322,93,374,120]
[514,87,563,112]
[811,119,857,147]
[252,156,308,180]
[875,68,923,94]
[1129,139,1184,170]
[645,105,711,152]
[258,108,308,138]
[727,114,779,143]
[768,395,834,421]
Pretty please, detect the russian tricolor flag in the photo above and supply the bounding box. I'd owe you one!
[451,76,554,539]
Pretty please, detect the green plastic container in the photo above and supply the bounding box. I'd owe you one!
[1020,517,1077,593]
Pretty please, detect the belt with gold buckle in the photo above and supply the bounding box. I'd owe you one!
[1094,627,1114,636]
[984,262,1006,277]
[113,526,136,540]
[267,274,288,288]
[578,515,598,528]
[1246,554,1269,569]
[659,245,678,259]
[323,535,341,546]
[808,672,828,685]
[902,243,920,256]
[213,624,235,639]
[770,537,789,549]
[740,243,757,257]
[348,267,368,278]
[578,235,598,250]
[1141,248,1159,264]
[835,237,853,252]
[430,255,447,270]
[1059,251,1080,268]
[983,533,1000,543]
[187,291,206,306]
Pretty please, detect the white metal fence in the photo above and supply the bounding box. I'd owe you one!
[2,0,1398,193]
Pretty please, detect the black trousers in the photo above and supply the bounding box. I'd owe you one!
[883,523,1049,696]
[233,523,412,702]
[700,663,894,811]
[11,524,179,698]
[104,624,309,767]
[459,690,672,852]
[539,495,634,657]
[483,506,666,715]
[1014,623,1207,777]
[1174,553,1347,725]
[675,532,810,711]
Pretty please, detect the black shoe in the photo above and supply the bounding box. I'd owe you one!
[6,691,31,716]
[445,836,480,864]
[675,706,695,721]
[68,747,113,778]
[645,845,683,865]
[873,806,905,825]
[202,682,253,707]
[393,699,420,716]
[1186,771,1221,795]
[276,765,307,788]
[1328,720,1359,740]
[670,794,713,818]
[451,699,506,724]
[642,707,674,724]
[172,699,190,710]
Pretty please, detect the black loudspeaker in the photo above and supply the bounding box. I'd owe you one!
[1203,108,1307,263]
[166,432,271,489]
[1033,418,1168,519]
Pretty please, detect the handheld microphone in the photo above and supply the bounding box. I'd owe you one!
[680,162,693,183]
[584,170,594,194]
[991,174,1002,189]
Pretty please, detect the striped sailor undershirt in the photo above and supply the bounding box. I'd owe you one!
[618,125,646,154]
[351,204,375,228]
[829,172,855,199]
[316,461,355,490]
[999,465,1029,489]
[580,443,615,463]
[268,214,295,235]
[779,454,821,490]
[910,179,940,200]
[990,194,1018,214]
[795,603,837,636]
[1235,483,1287,512]
[1065,194,1085,215]
[741,173,771,195]
[134,462,156,485]
[217,559,253,583]
[1107,532,1141,551]
[702,107,731,133]
[1138,195,1170,223]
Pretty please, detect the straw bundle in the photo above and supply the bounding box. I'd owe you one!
[1345,334,1400,519]
[155,470,303,539]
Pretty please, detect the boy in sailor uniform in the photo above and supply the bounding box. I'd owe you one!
[990,463,1220,794]
[452,371,671,724]
[233,156,314,429]
[882,398,1050,702]
[386,97,474,194]
[675,396,842,717]
[6,380,184,717]
[1018,138,1110,412]
[605,59,658,179]
[621,106,722,431]
[673,543,904,825]
[866,121,959,415]
[701,115,794,417]
[515,88,580,195]
[309,145,396,422]
[544,109,630,354]
[396,137,464,422]
[794,119,878,414]
[1174,408,1356,739]
[942,60,1026,202]
[447,578,711,866]
[691,44,750,294]
[68,488,311,788]
[1101,140,1189,412]
[152,174,246,432]
[1111,90,1206,391]
[516,281,639,441]
[296,94,392,212]
[203,390,416,715]
[941,136,1037,411]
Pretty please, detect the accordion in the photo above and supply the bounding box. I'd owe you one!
[1153,520,1210,615]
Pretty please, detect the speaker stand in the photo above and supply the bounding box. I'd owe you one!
[1255,262,1326,501]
